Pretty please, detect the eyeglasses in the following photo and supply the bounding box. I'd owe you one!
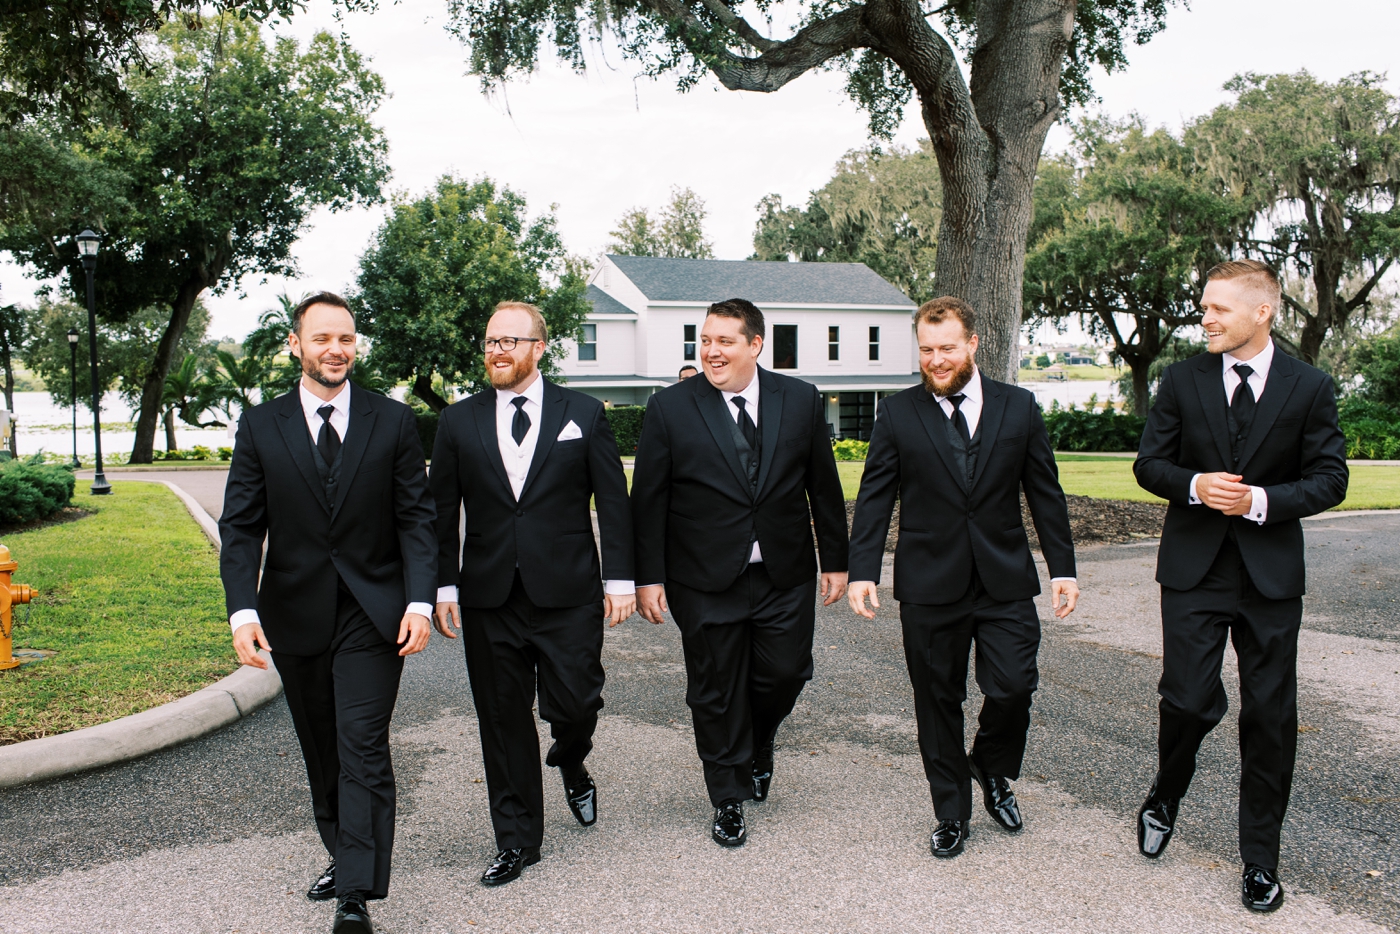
[482,336,543,352]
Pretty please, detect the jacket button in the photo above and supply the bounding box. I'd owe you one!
[331,548,339,556]
[516,509,523,517]
[967,511,975,519]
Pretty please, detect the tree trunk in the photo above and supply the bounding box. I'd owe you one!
[130,277,206,463]
[164,409,178,452]
[412,373,450,414]
[1,344,15,457]
[1129,361,1151,418]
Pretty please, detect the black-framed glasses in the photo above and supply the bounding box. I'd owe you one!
[482,336,543,352]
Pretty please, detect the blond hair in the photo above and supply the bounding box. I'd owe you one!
[1205,260,1281,317]
[493,301,548,341]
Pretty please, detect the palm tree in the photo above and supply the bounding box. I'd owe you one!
[214,349,271,421]
[161,354,223,452]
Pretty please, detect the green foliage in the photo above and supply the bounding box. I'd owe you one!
[0,459,76,525]
[1035,354,1052,368]
[607,187,714,259]
[604,406,646,456]
[1337,397,1400,460]
[1041,404,1146,452]
[217,446,233,461]
[154,444,215,461]
[831,439,870,461]
[1349,330,1400,408]
[753,143,939,303]
[163,353,223,429]
[1113,336,1206,415]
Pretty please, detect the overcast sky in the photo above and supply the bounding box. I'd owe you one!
[2,0,1397,340]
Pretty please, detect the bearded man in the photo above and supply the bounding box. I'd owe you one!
[846,296,1078,859]
[429,301,634,886]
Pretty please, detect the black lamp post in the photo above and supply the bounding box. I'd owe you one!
[67,328,80,468]
[75,229,111,495]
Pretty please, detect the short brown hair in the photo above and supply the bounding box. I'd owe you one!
[291,291,354,335]
[706,298,765,342]
[1205,259,1281,315]
[493,301,548,341]
[915,296,976,338]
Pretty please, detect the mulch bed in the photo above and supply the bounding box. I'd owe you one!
[844,495,1166,554]
[0,506,94,537]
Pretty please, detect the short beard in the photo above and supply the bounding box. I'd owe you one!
[921,355,976,397]
[304,356,352,389]
[488,355,537,391]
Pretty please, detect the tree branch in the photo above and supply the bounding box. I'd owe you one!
[1343,256,1395,313]
[694,0,780,52]
[1280,290,1316,322]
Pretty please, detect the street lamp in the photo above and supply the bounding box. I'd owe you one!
[67,328,80,468]
[75,229,111,495]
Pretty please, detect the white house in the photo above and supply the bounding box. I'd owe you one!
[556,255,919,440]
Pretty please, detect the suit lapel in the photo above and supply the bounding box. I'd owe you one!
[1236,350,1299,472]
[519,379,567,501]
[1191,357,1235,468]
[472,389,513,495]
[331,384,376,520]
[754,368,784,498]
[913,391,968,494]
[970,373,1004,491]
[274,390,330,515]
[694,377,753,497]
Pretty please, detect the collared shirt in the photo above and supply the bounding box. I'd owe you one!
[436,373,633,604]
[722,372,764,564]
[932,365,984,438]
[230,380,433,633]
[1188,340,1273,524]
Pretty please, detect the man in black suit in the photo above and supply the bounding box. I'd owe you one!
[1133,260,1348,912]
[632,298,849,848]
[221,292,436,934]
[847,296,1078,859]
[430,301,635,886]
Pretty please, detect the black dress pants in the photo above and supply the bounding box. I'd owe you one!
[667,563,817,806]
[1157,536,1302,871]
[899,570,1041,821]
[272,585,405,900]
[462,571,605,850]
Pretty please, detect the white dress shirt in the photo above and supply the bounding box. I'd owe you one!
[722,373,765,564]
[1188,340,1273,525]
[230,381,433,632]
[437,374,633,603]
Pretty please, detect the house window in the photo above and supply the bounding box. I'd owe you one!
[683,324,696,361]
[772,325,798,370]
[828,326,840,361]
[868,326,880,361]
[579,323,597,361]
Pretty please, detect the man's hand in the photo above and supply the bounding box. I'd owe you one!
[1196,472,1252,513]
[820,571,849,607]
[398,612,431,656]
[637,584,668,625]
[434,601,461,639]
[1051,579,1080,619]
[847,581,880,619]
[604,593,637,628]
[233,621,271,669]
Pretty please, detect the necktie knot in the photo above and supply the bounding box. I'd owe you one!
[948,393,966,411]
[1233,363,1254,382]
[318,404,334,423]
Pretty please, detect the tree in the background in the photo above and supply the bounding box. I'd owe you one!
[213,350,271,423]
[161,353,224,451]
[0,17,389,462]
[752,142,941,303]
[0,303,28,455]
[1024,118,1239,415]
[1187,71,1400,365]
[354,175,590,413]
[607,186,714,259]
[446,0,1182,380]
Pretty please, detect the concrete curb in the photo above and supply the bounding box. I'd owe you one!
[0,478,282,789]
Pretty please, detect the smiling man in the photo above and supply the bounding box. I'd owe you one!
[631,298,848,847]
[220,292,436,934]
[1132,260,1348,912]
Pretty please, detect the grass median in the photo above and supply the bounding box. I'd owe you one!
[0,480,236,745]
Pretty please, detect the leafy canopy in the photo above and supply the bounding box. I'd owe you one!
[607,186,714,259]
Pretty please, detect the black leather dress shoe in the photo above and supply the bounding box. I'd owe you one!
[332,894,373,934]
[752,743,775,802]
[307,858,336,901]
[561,763,597,826]
[968,754,1022,832]
[712,800,746,847]
[930,819,969,858]
[480,847,541,886]
[1242,864,1284,912]
[1137,786,1180,859]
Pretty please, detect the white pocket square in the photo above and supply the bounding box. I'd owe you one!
[557,420,583,441]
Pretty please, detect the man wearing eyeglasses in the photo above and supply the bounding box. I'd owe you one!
[429,301,635,886]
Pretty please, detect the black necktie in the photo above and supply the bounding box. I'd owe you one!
[316,405,341,467]
[948,393,971,446]
[733,396,757,450]
[1231,363,1256,438]
[510,396,530,445]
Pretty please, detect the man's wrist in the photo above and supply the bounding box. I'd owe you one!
[230,608,260,634]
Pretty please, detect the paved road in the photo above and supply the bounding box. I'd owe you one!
[2,479,1396,932]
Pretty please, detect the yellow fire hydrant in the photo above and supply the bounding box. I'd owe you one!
[0,543,35,672]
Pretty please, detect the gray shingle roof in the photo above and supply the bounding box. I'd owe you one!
[605,255,913,306]
[583,284,635,315]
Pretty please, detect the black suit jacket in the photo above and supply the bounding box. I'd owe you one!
[630,367,848,592]
[429,379,634,609]
[219,385,438,656]
[848,373,1076,605]
[1134,349,1348,599]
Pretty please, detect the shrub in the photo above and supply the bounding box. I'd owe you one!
[1338,397,1400,460]
[832,439,869,461]
[0,458,76,525]
[1042,403,1145,452]
[217,446,233,461]
[605,405,646,455]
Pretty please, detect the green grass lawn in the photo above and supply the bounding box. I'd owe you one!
[0,481,236,745]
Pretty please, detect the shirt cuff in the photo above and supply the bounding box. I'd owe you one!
[604,580,636,596]
[406,602,433,619]
[230,608,260,633]
[1050,577,1076,583]
[1189,473,1203,505]
[1247,486,1268,524]
[436,585,459,604]
[638,583,664,589]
